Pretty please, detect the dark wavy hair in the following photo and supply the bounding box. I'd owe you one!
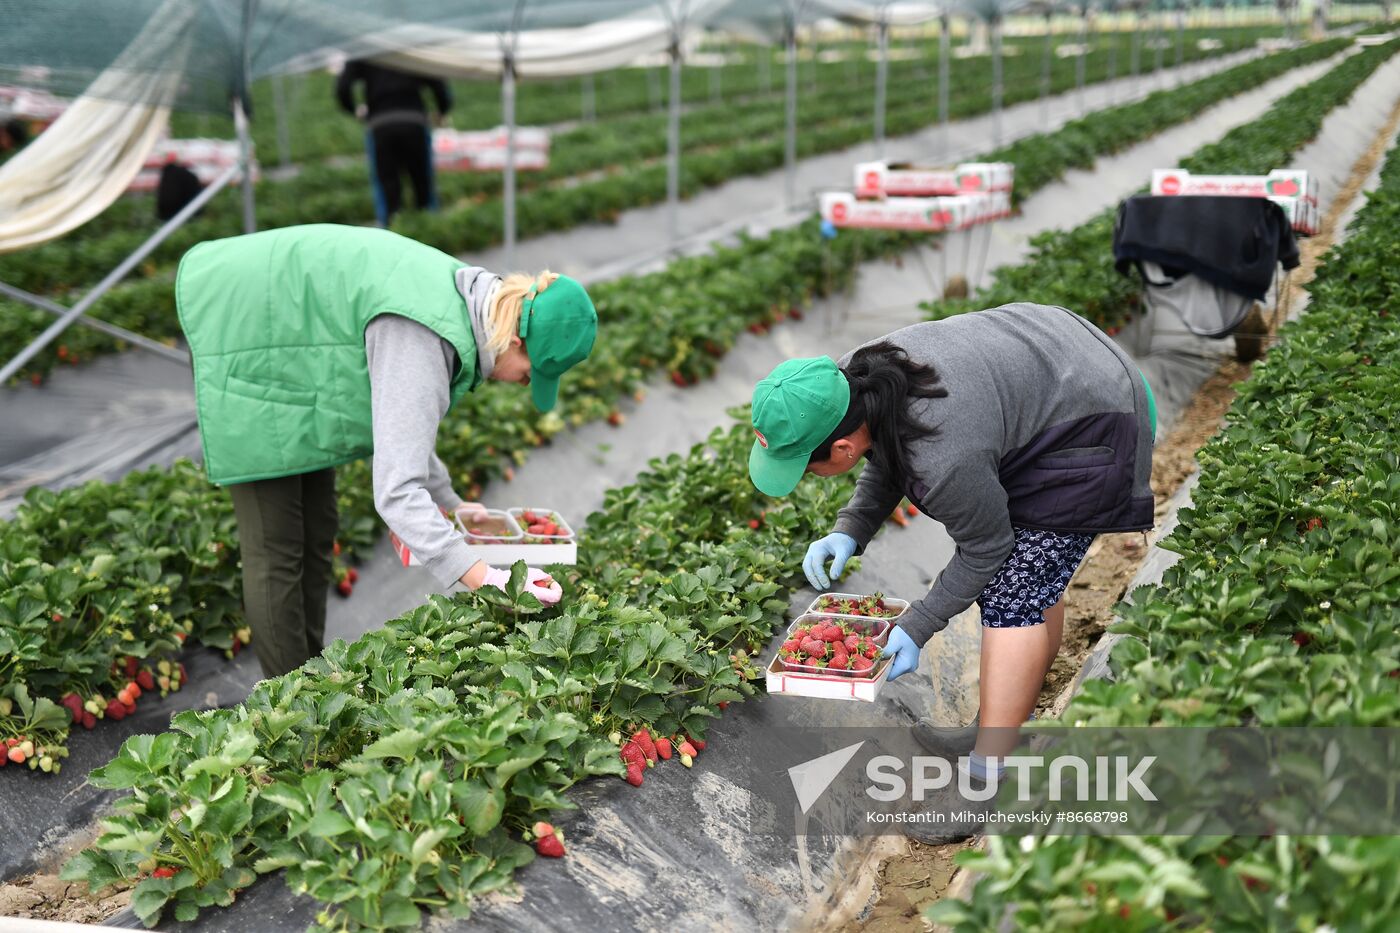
[808,341,948,476]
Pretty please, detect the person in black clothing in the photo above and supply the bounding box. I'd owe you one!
[336,60,453,226]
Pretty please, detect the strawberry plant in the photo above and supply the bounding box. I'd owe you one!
[929,100,1400,933]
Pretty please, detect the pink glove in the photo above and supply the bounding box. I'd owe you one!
[478,565,563,606]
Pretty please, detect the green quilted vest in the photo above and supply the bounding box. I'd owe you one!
[176,224,479,485]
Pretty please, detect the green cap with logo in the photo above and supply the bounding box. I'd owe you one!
[749,357,850,497]
[518,275,598,412]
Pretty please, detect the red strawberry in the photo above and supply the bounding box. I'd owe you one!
[906,504,918,517]
[1292,631,1311,647]
[625,764,644,786]
[125,656,138,678]
[337,579,353,597]
[677,740,698,758]
[152,867,179,879]
[619,741,646,770]
[655,737,673,760]
[800,638,826,658]
[852,655,874,673]
[535,833,566,858]
[789,307,804,320]
[178,663,188,682]
[81,711,96,730]
[106,703,127,722]
[864,643,879,659]
[126,680,141,699]
[607,411,624,426]
[823,625,845,643]
[333,540,342,556]
[631,729,658,764]
[843,634,861,652]
[1304,516,1324,533]
[136,670,155,691]
[347,568,359,583]
[670,371,687,387]
[748,519,761,530]
[782,639,801,653]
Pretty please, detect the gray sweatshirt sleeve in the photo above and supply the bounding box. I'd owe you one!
[898,451,1016,646]
[365,315,476,589]
[832,456,905,551]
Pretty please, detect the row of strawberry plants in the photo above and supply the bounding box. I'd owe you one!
[928,108,1400,933]
[0,28,1266,381]
[922,36,1400,332]
[58,412,866,930]
[0,25,1206,300]
[0,37,1346,766]
[0,462,246,772]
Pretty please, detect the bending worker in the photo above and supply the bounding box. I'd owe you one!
[748,302,1156,786]
[177,223,597,677]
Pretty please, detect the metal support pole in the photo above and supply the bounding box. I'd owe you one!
[1175,7,1185,82]
[991,16,1004,146]
[581,73,596,121]
[0,281,191,364]
[272,73,291,167]
[785,24,798,207]
[874,20,889,157]
[1040,11,1053,129]
[1130,10,1142,93]
[1154,11,1165,84]
[1107,10,1118,104]
[234,96,255,233]
[939,13,951,159]
[666,37,682,246]
[1077,10,1089,114]
[759,44,772,93]
[502,55,517,269]
[0,165,238,384]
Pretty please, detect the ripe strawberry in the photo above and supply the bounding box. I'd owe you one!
[782,639,801,653]
[333,540,342,556]
[535,833,566,858]
[337,579,353,597]
[136,670,155,691]
[677,739,698,758]
[347,568,359,583]
[7,747,24,764]
[1304,516,1324,533]
[619,741,646,770]
[607,411,624,426]
[30,373,41,386]
[81,711,96,730]
[800,637,826,658]
[670,371,687,387]
[655,737,673,760]
[106,703,127,722]
[625,764,644,786]
[1292,631,1311,647]
[125,656,138,678]
[823,624,845,643]
[748,519,761,530]
[52,612,63,623]
[690,736,706,751]
[864,643,879,659]
[789,307,804,320]
[178,663,189,682]
[843,634,861,652]
[631,729,658,764]
[152,867,179,879]
[906,504,918,517]
[852,655,874,673]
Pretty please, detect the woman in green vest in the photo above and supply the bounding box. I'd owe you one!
[176,223,598,677]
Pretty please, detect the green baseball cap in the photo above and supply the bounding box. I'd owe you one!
[519,275,598,412]
[749,357,850,497]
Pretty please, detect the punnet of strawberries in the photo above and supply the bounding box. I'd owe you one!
[780,617,884,677]
[812,592,903,619]
[515,508,572,543]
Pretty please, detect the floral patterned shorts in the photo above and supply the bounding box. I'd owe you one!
[977,527,1096,628]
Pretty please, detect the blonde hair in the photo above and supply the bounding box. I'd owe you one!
[484,270,559,354]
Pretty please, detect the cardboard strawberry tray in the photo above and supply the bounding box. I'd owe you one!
[764,612,896,702]
[390,506,577,569]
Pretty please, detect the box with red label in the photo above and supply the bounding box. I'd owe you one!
[854,160,1014,198]
[821,192,962,231]
[389,506,576,570]
[434,126,550,172]
[1150,168,1317,203]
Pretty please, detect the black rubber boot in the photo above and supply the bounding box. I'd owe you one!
[911,709,980,758]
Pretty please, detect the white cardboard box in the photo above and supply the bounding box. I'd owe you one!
[764,609,897,702]
[854,160,1014,198]
[1150,168,1317,203]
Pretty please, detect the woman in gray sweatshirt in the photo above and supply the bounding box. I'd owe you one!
[748,302,1157,782]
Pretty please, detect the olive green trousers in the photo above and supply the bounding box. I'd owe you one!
[228,468,338,678]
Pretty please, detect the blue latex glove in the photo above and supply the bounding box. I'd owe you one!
[881,626,921,681]
[819,218,838,240]
[803,532,857,590]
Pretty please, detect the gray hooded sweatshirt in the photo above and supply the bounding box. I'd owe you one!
[831,303,1154,646]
